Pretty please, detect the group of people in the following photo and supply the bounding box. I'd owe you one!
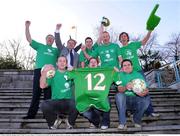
[23,20,159,130]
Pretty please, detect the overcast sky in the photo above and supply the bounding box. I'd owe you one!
[0,0,179,47]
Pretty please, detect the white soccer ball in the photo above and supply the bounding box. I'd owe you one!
[131,79,146,93]
[41,65,55,78]
[46,70,55,78]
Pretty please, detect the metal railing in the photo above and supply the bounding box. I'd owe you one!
[145,60,180,88]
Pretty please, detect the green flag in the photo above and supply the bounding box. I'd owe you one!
[67,67,115,113]
[146,4,161,31]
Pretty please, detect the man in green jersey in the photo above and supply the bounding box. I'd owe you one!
[40,56,78,129]
[119,32,159,117]
[23,21,59,119]
[79,37,98,68]
[81,24,121,129]
[114,59,150,129]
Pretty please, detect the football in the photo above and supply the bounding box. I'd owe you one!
[101,17,110,27]
[131,79,146,93]
[46,70,55,78]
[41,65,55,78]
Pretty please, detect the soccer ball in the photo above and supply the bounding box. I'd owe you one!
[41,65,55,78]
[101,17,110,27]
[131,79,146,93]
[46,70,55,78]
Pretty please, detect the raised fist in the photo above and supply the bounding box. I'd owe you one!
[25,21,31,27]
[56,24,62,30]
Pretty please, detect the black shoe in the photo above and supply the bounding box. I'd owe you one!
[22,116,35,119]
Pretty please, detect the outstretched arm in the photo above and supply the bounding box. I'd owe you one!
[141,31,152,46]
[55,24,64,51]
[74,43,82,52]
[25,21,32,44]
[97,24,104,44]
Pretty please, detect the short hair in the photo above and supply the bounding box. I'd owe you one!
[59,55,68,64]
[121,59,133,67]
[119,32,129,42]
[46,34,54,40]
[85,37,93,42]
[89,57,99,64]
[67,38,77,45]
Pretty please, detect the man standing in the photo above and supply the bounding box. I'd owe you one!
[55,24,80,68]
[23,21,59,119]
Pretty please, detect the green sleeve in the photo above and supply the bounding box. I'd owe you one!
[91,47,99,58]
[79,51,85,62]
[113,72,122,85]
[92,42,99,50]
[30,40,44,50]
[131,41,141,49]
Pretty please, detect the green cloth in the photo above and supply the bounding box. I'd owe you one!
[146,4,161,31]
[47,70,72,100]
[119,42,142,71]
[91,43,120,68]
[31,40,59,68]
[67,67,115,113]
[114,71,146,96]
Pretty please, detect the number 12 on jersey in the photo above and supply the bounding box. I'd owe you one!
[85,73,106,91]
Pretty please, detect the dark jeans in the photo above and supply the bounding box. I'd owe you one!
[27,68,51,118]
[138,70,154,115]
[40,99,78,127]
[82,107,110,127]
[115,93,150,125]
[83,108,100,127]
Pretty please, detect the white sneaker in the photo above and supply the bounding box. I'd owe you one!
[53,118,62,129]
[101,125,108,130]
[89,123,96,129]
[151,113,160,117]
[49,126,56,129]
[134,123,141,128]
[118,124,127,129]
[65,119,73,129]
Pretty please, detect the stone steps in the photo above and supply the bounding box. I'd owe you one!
[0,69,180,133]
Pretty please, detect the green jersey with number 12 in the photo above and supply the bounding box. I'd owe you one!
[67,67,115,113]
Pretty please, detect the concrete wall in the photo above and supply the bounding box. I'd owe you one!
[0,69,33,88]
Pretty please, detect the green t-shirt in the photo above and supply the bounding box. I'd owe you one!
[47,70,72,100]
[91,43,120,68]
[79,42,99,67]
[119,41,141,71]
[67,67,115,113]
[79,48,94,67]
[114,71,146,96]
[31,40,59,69]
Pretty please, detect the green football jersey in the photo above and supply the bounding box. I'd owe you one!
[91,43,120,68]
[31,40,59,69]
[47,70,72,100]
[119,42,141,71]
[67,67,115,113]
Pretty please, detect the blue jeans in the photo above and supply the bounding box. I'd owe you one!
[115,93,150,125]
[83,108,100,127]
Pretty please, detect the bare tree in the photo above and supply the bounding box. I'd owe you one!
[0,39,35,70]
[165,33,180,61]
